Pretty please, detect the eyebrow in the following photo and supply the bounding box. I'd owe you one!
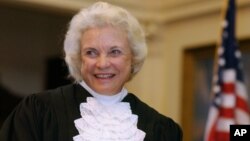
[109,46,120,49]
[81,47,97,54]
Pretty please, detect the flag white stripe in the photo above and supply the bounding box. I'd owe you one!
[235,108,250,124]
[221,94,235,108]
[222,69,236,83]
[216,117,235,132]
[204,106,219,141]
[236,81,248,100]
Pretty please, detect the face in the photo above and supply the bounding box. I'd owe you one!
[80,26,132,95]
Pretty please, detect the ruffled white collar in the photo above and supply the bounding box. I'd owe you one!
[73,82,146,141]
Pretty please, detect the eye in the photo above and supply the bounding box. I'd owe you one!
[83,48,98,58]
[109,48,122,57]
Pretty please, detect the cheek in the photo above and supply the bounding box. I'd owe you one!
[80,58,92,73]
[118,57,132,72]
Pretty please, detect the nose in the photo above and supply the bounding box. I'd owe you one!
[96,55,110,69]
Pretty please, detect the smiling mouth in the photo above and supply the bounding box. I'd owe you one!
[94,74,115,79]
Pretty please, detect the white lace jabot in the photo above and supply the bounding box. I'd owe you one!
[73,97,146,141]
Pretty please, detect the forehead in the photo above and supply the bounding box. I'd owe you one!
[80,26,129,48]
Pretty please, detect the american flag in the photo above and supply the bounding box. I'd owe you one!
[204,0,250,141]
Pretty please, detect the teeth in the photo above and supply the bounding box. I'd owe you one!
[95,74,113,78]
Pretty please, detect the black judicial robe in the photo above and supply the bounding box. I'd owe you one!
[0,84,182,141]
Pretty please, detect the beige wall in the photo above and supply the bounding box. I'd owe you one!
[1,0,250,126]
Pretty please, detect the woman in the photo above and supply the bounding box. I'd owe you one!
[0,2,182,141]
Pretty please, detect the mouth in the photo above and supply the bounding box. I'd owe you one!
[94,74,115,79]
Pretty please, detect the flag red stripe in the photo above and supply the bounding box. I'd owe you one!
[219,108,234,118]
[236,96,250,113]
[215,131,229,141]
[207,120,217,141]
[222,83,235,93]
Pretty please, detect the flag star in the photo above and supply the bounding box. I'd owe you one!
[235,50,241,58]
[218,58,225,66]
[217,47,224,55]
[213,85,221,93]
[222,20,228,28]
[214,95,222,106]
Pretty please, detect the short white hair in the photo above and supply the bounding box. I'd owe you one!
[64,1,147,81]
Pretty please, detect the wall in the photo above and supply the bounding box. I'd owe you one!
[0,5,71,95]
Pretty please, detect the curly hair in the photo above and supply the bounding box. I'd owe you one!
[64,1,147,81]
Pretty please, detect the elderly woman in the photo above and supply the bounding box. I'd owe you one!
[0,2,182,141]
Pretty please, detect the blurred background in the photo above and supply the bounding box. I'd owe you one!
[0,0,250,141]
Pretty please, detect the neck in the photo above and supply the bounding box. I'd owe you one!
[79,81,128,105]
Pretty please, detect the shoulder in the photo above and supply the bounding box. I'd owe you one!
[11,84,76,119]
[24,84,77,107]
[124,93,183,141]
[36,84,75,100]
[0,84,82,141]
